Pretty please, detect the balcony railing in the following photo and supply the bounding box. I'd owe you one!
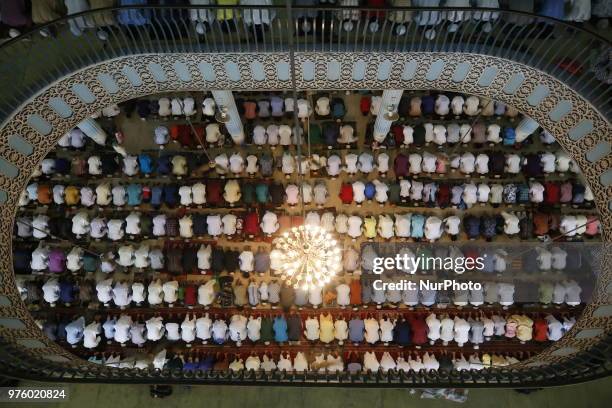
[0,5,610,123]
[0,6,610,386]
[0,335,611,387]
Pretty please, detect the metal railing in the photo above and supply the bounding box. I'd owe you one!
[0,5,610,122]
[0,5,611,386]
[0,335,610,387]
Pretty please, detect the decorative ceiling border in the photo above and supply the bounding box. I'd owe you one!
[0,52,609,373]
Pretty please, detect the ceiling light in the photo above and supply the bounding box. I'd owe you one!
[271,225,342,291]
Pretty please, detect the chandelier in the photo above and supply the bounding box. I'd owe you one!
[271,225,342,290]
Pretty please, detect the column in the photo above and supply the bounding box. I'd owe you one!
[212,90,245,144]
[373,90,404,142]
[515,116,539,143]
[76,118,107,145]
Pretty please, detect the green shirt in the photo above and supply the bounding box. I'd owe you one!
[255,184,269,203]
[83,254,98,273]
[260,317,274,342]
[309,124,323,145]
[388,182,401,203]
[140,216,153,236]
[242,183,255,204]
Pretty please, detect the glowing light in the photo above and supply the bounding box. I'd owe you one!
[271,225,341,291]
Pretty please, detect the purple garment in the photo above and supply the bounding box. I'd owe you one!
[394,154,409,177]
[523,154,543,177]
[560,182,573,203]
[0,0,31,27]
[48,250,66,273]
[270,96,284,117]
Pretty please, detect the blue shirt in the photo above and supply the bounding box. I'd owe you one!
[163,185,178,207]
[503,128,516,145]
[59,281,75,303]
[198,355,215,371]
[151,186,163,207]
[572,184,585,204]
[138,154,153,174]
[517,184,530,203]
[421,95,435,115]
[426,183,438,203]
[464,216,481,239]
[411,214,425,238]
[126,184,142,206]
[324,125,338,146]
[273,316,288,343]
[481,250,495,273]
[332,100,346,119]
[539,0,564,19]
[348,318,364,342]
[56,322,67,341]
[183,361,198,372]
[157,156,172,175]
[393,320,411,346]
[117,0,151,26]
[364,182,376,200]
[482,216,497,239]
[13,249,30,273]
[55,158,71,174]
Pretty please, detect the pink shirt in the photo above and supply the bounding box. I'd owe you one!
[435,157,447,173]
[585,217,599,236]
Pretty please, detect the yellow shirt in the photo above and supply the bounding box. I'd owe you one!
[64,186,80,206]
[364,216,377,238]
[216,0,238,20]
[319,313,334,344]
[513,314,534,342]
[491,354,508,367]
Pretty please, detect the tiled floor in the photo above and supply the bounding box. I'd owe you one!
[6,376,611,408]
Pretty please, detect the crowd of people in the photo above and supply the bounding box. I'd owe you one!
[15,88,596,375]
[1,1,609,41]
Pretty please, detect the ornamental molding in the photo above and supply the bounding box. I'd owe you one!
[0,52,609,373]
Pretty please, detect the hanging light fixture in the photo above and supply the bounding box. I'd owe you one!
[272,7,342,291]
[271,225,342,290]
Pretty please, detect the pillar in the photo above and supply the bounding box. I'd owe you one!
[212,90,245,144]
[515,117,539,143]
[76,118,107,145]
[373,90,404,142]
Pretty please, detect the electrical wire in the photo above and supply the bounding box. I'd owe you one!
[448,98,494,156]
[174,96,214,164]
[286,0,305,218]
[15,219,102,258]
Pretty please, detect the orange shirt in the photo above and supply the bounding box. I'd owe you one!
[533,213,551,236]
[243,101,257,120]
[37,184,52,205]
[278,215,292,232]
[350,278,362,305]
[292,216,304,227]
[323,289,336,305]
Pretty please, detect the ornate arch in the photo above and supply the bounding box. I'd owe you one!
[0,52,609,371]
